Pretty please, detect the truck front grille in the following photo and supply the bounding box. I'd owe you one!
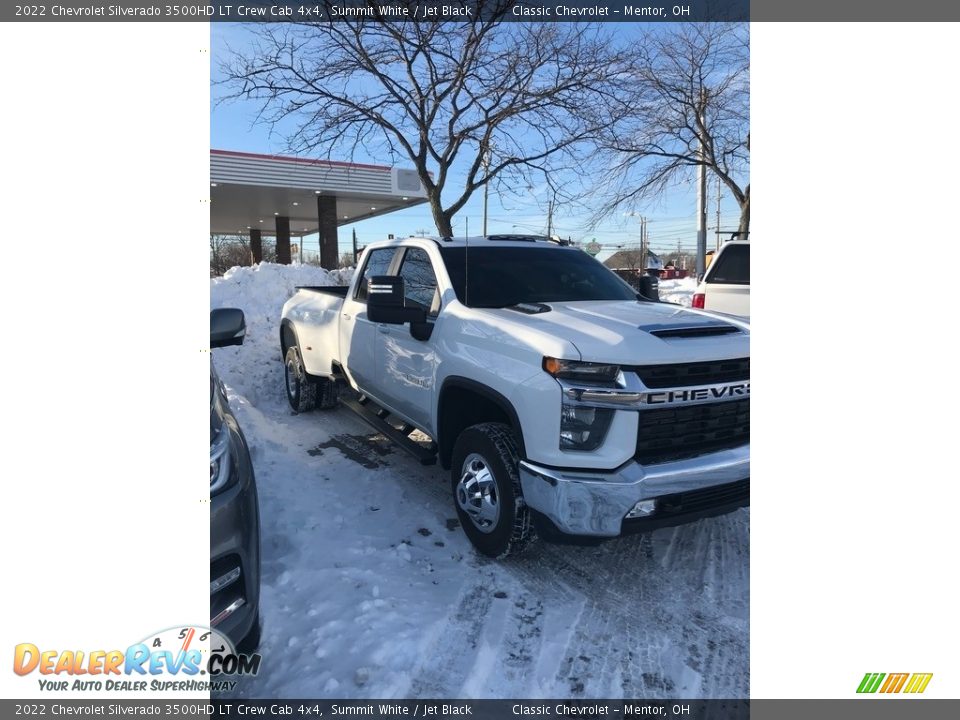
[635,398,749,464]
[630,357,749,388]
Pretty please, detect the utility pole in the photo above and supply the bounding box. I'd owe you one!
[696,87,708,277]
[640,216,647,268]
[715,175,722,252]
[547,196,554,238]
[352,228,358,266]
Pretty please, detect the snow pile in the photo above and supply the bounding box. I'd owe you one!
[211,262,352,311]
[211,263,352,405]
[659,277,698,307]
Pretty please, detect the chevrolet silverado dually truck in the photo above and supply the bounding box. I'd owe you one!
[280,235,750,558]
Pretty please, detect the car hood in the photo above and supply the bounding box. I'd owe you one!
[482,300,750,366]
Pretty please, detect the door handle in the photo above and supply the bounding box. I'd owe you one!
[377,324,390,334]
[342,313,351,320]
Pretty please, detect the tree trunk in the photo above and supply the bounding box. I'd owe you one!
[428,194,454,238]
[737,184,750,239]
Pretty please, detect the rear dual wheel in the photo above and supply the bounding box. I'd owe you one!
[284,346,337,412]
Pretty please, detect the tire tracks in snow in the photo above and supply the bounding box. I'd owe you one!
[229,388,749,699]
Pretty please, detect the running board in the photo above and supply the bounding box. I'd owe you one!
[342,397,438,465]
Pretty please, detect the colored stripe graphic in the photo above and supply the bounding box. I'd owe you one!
[904,673,933,694]
[857,673,885,693]
[880,673,909,693]
[858,672,933,694]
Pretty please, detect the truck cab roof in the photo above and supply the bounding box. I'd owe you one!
[373,234,573,250]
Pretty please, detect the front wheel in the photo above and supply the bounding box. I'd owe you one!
[451,423,534,558]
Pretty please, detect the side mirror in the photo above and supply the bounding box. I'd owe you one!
[638,275,660,302]
[367,276,427,325]
[210,308,246,348]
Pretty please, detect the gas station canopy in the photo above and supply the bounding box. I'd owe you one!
[210,149,429,238]
[210,149,430,269]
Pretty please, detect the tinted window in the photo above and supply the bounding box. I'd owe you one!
[439,246,637,307]
[354,248,396,301]
[398,248,439,313]
[707,244,749,285]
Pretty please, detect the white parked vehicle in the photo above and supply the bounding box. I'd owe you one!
[281,235,750,557]
[692,240,750,318]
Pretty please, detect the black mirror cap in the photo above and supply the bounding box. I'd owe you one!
[366,276,428,325]
[210,308,246,348]
[367,275,404,308]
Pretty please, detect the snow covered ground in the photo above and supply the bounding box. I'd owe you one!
[211,264,748,699]
[658,277,698,307]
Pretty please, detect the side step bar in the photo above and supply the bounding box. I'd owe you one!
[341,395,438,465]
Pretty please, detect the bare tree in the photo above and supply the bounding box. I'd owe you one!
[210,234,252,277]
[219,5,626,237]
[210,234,278,276]
[608,248,645,270]
[595,24,750,237]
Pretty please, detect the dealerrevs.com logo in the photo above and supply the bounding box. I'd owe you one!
[13,625,260,693]
[857,672,933,694]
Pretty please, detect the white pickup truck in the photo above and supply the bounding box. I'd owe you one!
[281,235,750,557]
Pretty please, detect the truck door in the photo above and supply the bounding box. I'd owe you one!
[374,246,440,432]
[340,247,398,395]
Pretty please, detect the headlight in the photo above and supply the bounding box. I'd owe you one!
[560,403,614,451]
[210,421,234,495]
[543,357,620,384]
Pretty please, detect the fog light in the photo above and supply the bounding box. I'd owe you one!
[210,567,241,595]
[559,403,614,451]
[626,499,657,518]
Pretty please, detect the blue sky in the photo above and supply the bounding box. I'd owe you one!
[210,23,746,262]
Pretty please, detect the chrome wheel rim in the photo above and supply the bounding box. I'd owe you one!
[456,453,500,533]
[285,357,299,398]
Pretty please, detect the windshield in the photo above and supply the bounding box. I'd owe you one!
[439,246,638,308]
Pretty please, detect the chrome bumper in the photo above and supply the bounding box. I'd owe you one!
[518,444,750,537]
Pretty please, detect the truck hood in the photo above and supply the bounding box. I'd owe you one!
[481,300,750,366]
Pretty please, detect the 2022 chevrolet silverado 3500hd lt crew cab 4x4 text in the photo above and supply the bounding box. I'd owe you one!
[280,235,750,558]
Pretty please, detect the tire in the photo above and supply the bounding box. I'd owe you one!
[284,346,318,413]
[316,377,339,410]
[285,346,338,413]
[451,422,535,558]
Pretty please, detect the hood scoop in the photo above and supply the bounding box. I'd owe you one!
[506,302,552,315]
[640,321,742,339]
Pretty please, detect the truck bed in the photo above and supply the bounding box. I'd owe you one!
[296,285,350,297]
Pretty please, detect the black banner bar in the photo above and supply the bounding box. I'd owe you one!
[4,700,960,720]
[6,0,960,22]
[3,1,748,23]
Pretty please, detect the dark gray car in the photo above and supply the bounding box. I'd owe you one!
[210,308,261,652]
